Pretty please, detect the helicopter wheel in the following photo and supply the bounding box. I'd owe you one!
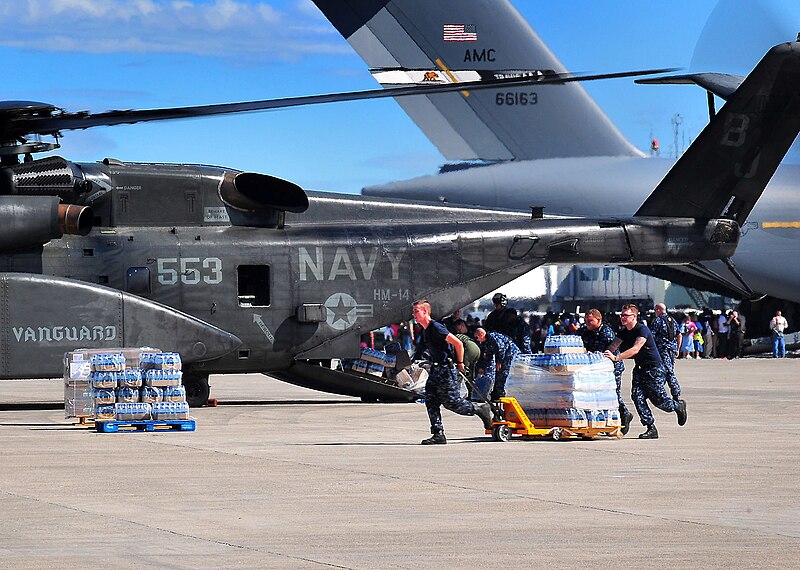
[183,374,210,408]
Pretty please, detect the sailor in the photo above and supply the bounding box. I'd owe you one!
[650,303,682,400]
[474,327,520,401]
[412,300,493,444]
[578,308,634,435]
[604,304,687,440]
[483,292,509,333]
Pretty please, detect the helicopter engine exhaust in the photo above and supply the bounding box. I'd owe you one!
[218,172,308,228]
[0,196,93,252]
[58,203,93,236]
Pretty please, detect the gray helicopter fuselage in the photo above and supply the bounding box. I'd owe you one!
[364,156,800,302]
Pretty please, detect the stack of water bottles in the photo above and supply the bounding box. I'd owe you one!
[139,352,190,421]
[342,346,397,378]
[84,350,189,422]
[505,335,621,429]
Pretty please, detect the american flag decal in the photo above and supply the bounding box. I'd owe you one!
[443,23,477,42]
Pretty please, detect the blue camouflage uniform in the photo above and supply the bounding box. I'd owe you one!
[482,331,521,400]
[618,322,682,427]
[415,320,479,435]
[650,314,682,399]
[578,322,631,417]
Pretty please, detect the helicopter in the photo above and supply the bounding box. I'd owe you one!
[1,42,799,406]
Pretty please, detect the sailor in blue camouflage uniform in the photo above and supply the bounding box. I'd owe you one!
[651,303,682,399]
[474,328,521,401]
[604,304,687,439]
[412,300,493,444]
[578,308,634,435]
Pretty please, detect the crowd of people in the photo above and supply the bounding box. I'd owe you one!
[378,293,791,444]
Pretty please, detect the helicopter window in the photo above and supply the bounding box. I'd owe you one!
[237,265,270,307]
[126,267,151,296]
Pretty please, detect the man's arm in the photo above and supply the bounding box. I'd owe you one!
[605,337,646,362]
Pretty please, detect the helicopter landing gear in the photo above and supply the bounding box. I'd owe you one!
[183,373,210,408]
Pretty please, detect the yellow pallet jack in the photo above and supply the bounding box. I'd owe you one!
[488,397,623,442]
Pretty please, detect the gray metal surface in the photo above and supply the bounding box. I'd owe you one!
[313,0,641,160]
[327,0,800,306]
[1,359,798,568]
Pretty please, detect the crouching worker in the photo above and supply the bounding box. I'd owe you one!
[412,300,493,444]
[603,304,687,440]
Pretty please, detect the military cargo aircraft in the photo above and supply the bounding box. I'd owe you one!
[1,16,799,405]
[312,0,800,326]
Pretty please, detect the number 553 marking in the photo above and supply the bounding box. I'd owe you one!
[157,257,223,285]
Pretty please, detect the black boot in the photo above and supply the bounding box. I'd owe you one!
[474,402,494,430]
[675,399,688,426]
[421,432,447,445]
[620,406,634,436]
[638,424,659,439]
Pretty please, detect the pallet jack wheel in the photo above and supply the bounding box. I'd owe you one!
[551,427,563,441]
[492,424,512,442]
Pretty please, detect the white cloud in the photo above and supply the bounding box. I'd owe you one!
[0,0,347,60]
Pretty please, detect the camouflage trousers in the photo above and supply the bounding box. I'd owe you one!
[489,369,510,401]
[631,365,680,426]
[613,362,631,416]
[658,348,682,399]
[425,364,477,435]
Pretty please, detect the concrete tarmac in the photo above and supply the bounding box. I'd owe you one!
[1,358,799,569]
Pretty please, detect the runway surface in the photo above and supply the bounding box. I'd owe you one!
[1,358,798,568]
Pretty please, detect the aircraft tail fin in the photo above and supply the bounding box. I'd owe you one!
[636,42,800,225]
[311,0,643,161]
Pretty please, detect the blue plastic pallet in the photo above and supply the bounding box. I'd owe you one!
[95,419,196,433]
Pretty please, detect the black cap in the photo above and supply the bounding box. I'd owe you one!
[492,292,507,306]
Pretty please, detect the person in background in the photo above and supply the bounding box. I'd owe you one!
[770,310,789,358]
[578,308,634,435]
[411,300,493,445]
[604,304,687,440]
[726,310,743,359]
[484,292,509,333]
[691,315,704,360]
[679,316,696,359]
[717,310,730,359]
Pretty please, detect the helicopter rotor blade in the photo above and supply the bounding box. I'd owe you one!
[18,67,677,137]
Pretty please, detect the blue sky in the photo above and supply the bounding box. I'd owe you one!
[1,0,798,194]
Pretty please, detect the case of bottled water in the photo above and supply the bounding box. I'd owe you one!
[90,353,126,372]
[117,369,142,388]
[162,385,187,403]
[144,369,183,387]
[114,402,152,421]
[139,352,182,371]
[140,385,163,404]
[152,401,190,421]
[89,371,118,389]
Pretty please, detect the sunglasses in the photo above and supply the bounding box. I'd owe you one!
[620,313,635,318]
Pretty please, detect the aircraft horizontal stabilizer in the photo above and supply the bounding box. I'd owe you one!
[636,41,800,226]
[636,73,744,101]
